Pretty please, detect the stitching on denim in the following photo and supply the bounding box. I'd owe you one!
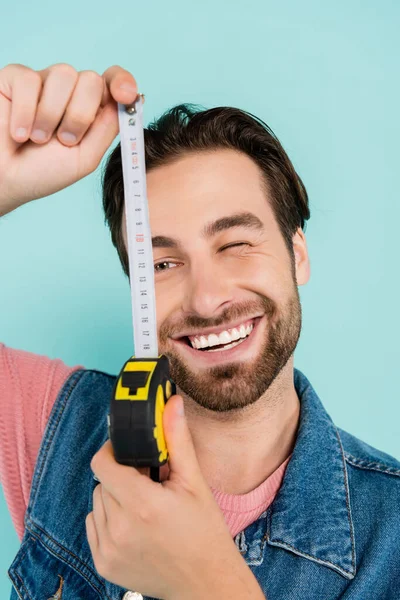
[8,538,37,600]
[236,531,266,564]
[7,572,24,600]
[265,536,354,577]
[29,369,87,508]
[266,511,354,576]
[7,538,36,600]
[234,531,247,554]
[344,453,400,477]
[256,533,268,562]
[266,507,272,541]
[334,428,356,574]
[24,522,111,599]
[9,536,33,570]
[12,569,32,600]
[245,540,266,564]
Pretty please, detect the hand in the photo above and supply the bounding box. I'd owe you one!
[86,394,247,600]
[0,62,138,215]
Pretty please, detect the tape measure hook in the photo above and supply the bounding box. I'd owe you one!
[125,94,146,115]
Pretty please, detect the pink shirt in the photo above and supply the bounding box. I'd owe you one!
[0,343,290,541]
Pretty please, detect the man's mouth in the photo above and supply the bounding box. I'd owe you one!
[172,316,263,361]
[186,318,254,351]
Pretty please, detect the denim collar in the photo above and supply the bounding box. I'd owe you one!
[266,368,356,580]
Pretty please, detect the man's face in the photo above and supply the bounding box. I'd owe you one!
[123,149,309,412]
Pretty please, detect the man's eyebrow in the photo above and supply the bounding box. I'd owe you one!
[202,212,264,238]
[151,212,264,249]
[151,235,180,249]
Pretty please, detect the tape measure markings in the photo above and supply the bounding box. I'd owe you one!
[118,98,159,358]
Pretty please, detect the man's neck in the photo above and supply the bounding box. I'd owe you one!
[178,360,300,495]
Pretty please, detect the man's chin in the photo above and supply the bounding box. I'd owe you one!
[165,351,271,412]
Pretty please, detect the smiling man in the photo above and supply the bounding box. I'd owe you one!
[1,63,400,600]
[118,144,306,496]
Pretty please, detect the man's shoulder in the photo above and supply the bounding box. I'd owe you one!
[66,366,117,384]
[61,367,117,410]
[338,426,400,482]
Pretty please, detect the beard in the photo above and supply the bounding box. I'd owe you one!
[158,280,302,413]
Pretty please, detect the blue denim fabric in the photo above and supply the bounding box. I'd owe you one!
[8,368,400,599]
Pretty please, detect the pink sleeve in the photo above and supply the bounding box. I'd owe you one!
[0,343,84,540]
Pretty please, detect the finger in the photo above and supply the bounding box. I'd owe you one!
[0,64,43,144]
[56,70,104,146]
[91,440,155,501]
[0,92,20,157]
[30,63,79,144]
[163,395,203,484]
[92,483,108,531]
[85,512,99,554]
[100,484,122,521]
[77,102,120,173]
[101,483,121,510]
[101,65,138,106]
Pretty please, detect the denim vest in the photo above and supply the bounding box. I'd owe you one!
[8,368,400,599]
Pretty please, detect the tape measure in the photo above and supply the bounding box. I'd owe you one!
[108,96,176,483]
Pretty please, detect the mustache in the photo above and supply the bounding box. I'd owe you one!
[159,297,276,343]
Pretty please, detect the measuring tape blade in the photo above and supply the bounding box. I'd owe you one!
[117,97,158,358]
[109,96,175,478]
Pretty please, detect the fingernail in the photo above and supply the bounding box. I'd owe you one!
[15,127,27,139]
[59,131,77,144]
[31,129,47,141]
[119,83,137,95]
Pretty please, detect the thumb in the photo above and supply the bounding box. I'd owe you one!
[162,395,202,485]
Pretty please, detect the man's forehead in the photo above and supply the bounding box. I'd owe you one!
[146,148,263,190]
[122,149,273,245]
[148,150,269,213]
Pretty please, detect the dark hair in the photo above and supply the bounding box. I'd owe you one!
[102,104,310,277]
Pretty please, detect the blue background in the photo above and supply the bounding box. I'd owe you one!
[0,0,399,595]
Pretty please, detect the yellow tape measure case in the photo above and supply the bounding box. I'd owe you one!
[109,355,175,468]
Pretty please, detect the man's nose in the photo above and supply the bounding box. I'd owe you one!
[181,262,233,318]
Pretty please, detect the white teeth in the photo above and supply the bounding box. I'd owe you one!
[207,334,220,347]
[205,337,246,352]
[189,322,254,349]
[199,335,208,348]
[218,330,232,344]
[230,328,241,341]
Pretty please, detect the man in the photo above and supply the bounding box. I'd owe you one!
[0,62,399,600]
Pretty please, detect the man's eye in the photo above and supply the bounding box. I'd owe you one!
[222,242,250,250]
[154,261,178,273]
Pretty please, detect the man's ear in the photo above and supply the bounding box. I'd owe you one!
[292,228,310,286]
